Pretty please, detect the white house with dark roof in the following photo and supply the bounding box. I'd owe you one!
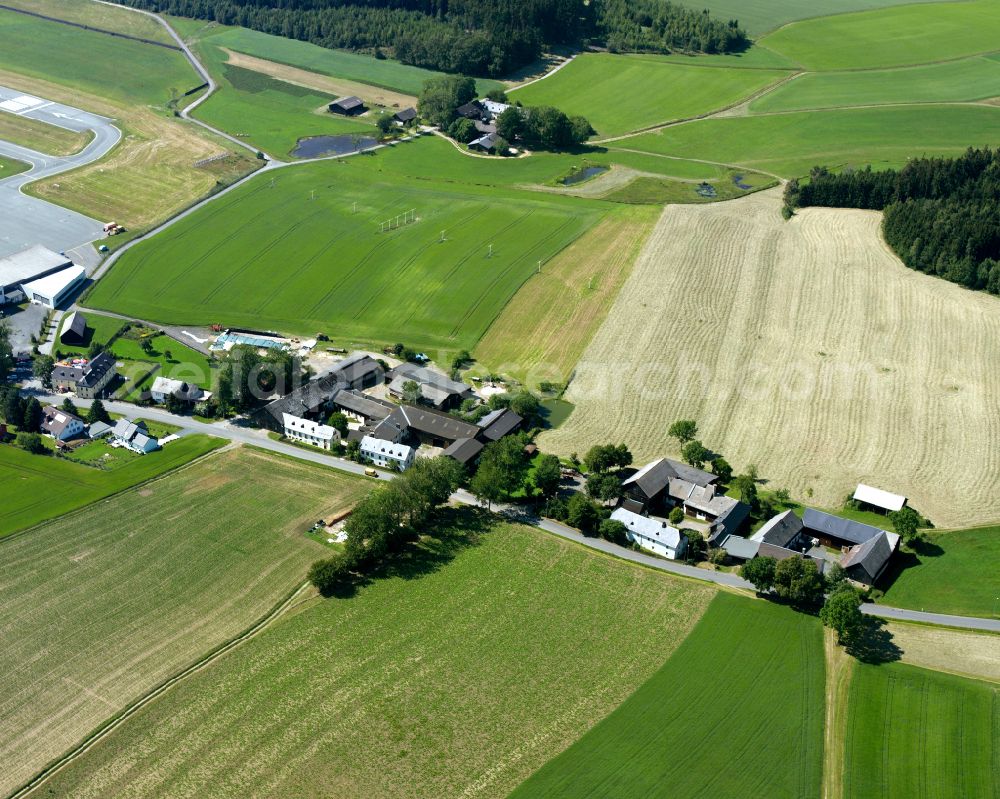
[611,507,687,560]
[150,376,212,405]
[360,435,414,471]
[111,418,159,454]
[40,406,85,441]
[282,413,339,450]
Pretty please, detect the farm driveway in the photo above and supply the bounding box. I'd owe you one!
[0,85,120,258]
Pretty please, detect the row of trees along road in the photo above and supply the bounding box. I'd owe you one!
[118,0,748,77]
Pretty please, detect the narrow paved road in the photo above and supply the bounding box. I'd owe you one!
[27,388,999,632]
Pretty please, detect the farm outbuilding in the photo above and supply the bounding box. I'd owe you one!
[610,507,687,560]
[22,264,86,309]
[394,107,417,124]
[329,96,366,116]
[853,483,906,514]
[60,311,87,346]
[468,133,497,152]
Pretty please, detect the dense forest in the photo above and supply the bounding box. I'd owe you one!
[113,0,748,76]
[785,149,1000,296]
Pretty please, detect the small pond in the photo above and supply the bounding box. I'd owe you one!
[540,398,575,429]
[561,165,608,186]
[732,174,753,190]
[292,134,378,158]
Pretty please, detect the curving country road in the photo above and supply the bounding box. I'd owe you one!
[25,387,1000,633]
[0,86,121,257]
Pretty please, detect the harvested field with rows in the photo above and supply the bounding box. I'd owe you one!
[0,446,365,797]
[540,189,1000,528]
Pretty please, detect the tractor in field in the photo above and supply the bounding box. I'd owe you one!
[103,222,126,236]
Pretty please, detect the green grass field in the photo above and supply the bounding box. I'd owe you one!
[604,168,776,204]
[189,39,373,158]
[760,0,1000,71]
[510,53,789,137]
[879,526,1000,618]
[508,592,825,799]
[0,446,366,798]
[88,149,603,353]
[670,0,948,36]
[752,55,1000,112]
[621,104,1000,177]
[34,513,714,799]
[0,435,223,539]
[200,25,501,96]
[0,7,200,107]
[0,154,29,178]
[843,662,998,798]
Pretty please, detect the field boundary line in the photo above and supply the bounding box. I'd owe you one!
[6,578,315,799]
[822,628,854,799]
[0,437,226,547]
[591,69,801,144]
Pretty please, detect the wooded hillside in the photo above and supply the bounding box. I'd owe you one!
[785,149,1000,295]
[115,0,748,76]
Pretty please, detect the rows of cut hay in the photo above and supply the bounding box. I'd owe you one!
[32,514,713,799]
[539,189,1000,528]
[509,593,825,799]
[843,662,999,798]
[88,155,601,354]
[0,446,365,797]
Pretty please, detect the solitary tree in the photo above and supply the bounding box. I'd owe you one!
[139,338,154,355]
[375,113,394,137]
[888,506,922,544]
[711,456,732,484]
[327,411,349,438]
[669,506,684,524]
[22,397,42,433]
[401,379,422,404]
[599,519,629,546]
[668,419,698,443]
[61,397,78,416]
[740,555,777,592]
[565,492,601,535]
[773,557,824,606]
[733,473,758,507]
[533,454,561,498]
[820,584,865,644]
[87,398,111,425]
[681,439,709,468]
[33,355,54,387]
[3,389,24,426]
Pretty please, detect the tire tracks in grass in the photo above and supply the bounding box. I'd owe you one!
[198,205,328,306]
[448,216,577,341]
[349,204,488,322]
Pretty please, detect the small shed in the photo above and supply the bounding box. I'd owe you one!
[329,96,366,116]
[394,107,417,124]
[60,311,88,346]
[853,483,906,514]
[468,133,497,153]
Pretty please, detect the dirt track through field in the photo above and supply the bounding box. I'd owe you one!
[539,188,1000,527]
[222,48,416,108]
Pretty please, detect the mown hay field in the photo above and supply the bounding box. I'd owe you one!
[509,592,825,799]
[510,53,790,137]
[88,154,602,354]
[540,189,1000,528]
[2,0,176,44]
[0,435,223,539]
[0,446,366,797]
[750,55,1000,113]
[843,662,999,798]
[475,206,659,385]
[32,513,713,799]
[759,0,1000,71]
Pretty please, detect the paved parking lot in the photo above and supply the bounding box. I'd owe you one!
[0,85,120,259]
[0,300,46,356]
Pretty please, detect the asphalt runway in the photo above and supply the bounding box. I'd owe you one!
[0,85,120,258]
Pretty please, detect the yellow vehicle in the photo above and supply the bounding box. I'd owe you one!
[364,467,378,477]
